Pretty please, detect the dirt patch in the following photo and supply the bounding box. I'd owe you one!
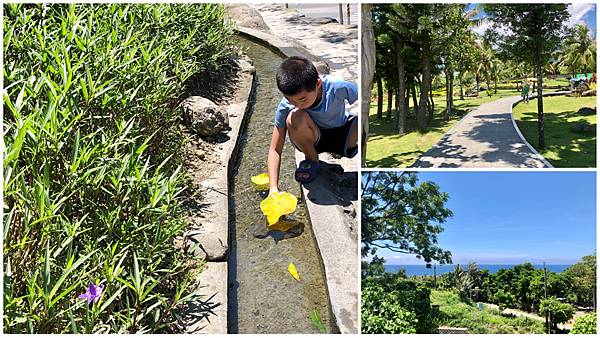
[183,134,222,183]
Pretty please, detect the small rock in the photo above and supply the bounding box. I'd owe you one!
[313,61,330,75]
[576,82,590,93]
[238,59,256,75]
[181,96,229,136]
[185,232,228,261]
[577,107,596,115]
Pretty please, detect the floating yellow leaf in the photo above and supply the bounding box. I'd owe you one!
[260,192,297,225]
[251,173,269,191]
[288,262,300,281]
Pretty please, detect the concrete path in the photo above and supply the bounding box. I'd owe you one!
[251,3,358,84]
[415,96,551,168]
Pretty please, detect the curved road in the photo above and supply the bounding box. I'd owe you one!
[414,95,550,168]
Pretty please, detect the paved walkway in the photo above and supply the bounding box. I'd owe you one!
[251,3,358,84]
[414,96,550,168]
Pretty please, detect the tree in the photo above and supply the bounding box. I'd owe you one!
[362,256,386,278]
[559,24,596,76]
[361,172,453,267]
[485,4,570,149]
[539,297,575,331]
[493,289,516,311]
[454,264,475,302]
[361,4,376,166]
[564,254,596,309]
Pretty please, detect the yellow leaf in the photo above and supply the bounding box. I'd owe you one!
[260,192,297,225]
[288,262,300,281]
[250,173,269,191]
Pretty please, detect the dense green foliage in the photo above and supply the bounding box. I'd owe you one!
[563,255,597,307]
[3,3,234,333]
[361,284,418,333]
[362,275,438,333]
[570,312,597,334]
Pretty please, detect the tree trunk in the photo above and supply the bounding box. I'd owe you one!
[535,46,545,149]
[387,89,394,120]
[396,40,407,134]
[404,86,410,123]
[428,83,434,123]
[361,4,376,166]
[446,67,454,121]
[494,78,497,94]
[395,88,400,119]
[376,75,383,119]
[459,73,464,100]
[412,84,418,116]
[476,73,480,97]
[417,30,431,130]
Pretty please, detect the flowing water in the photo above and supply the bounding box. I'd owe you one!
[228,37,337,334]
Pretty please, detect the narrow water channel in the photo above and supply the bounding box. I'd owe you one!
[228,37,337,334]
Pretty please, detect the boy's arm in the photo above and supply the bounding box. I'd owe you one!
[267,125,287,195]
[340,80,359,104]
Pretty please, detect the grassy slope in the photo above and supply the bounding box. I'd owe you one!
[431,290,545,334]
[512,95,596,167]
[365,89,519,168]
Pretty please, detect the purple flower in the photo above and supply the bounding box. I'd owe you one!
[78,282,104,304]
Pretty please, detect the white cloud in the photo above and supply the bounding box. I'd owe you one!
[567,3,595,27]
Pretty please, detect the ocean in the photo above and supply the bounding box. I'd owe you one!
[384,264,572,276]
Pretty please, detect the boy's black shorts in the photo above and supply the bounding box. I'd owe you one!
[292,114,358,158]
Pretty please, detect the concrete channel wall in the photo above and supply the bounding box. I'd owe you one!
[236,25,359,334]
[185,58,255,334]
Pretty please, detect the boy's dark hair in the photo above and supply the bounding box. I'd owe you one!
[276,56,319,96]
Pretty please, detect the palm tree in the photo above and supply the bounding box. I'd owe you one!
[558,24,596,77]
[454,264,475,302]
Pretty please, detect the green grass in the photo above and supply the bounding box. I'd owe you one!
[431,290,545,334]
[365,89,519,167]
[512,95,596,167]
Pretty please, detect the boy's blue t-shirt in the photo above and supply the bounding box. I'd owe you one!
[274,75,358,129]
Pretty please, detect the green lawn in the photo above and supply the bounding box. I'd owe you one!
[431,290,545,334]
[366,89,519,168]
[512,95,596,167]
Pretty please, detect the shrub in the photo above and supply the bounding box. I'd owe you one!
[570,312,596,334]
[3,3,234,333]
[361,285,418,333]
[539,297,575,330]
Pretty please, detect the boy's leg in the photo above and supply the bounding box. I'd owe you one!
[286,109,319,162]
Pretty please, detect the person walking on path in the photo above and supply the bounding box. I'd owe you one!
[522,80,530,103]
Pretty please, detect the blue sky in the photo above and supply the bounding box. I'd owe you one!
[377,172,596,265]
[469,3,597,37]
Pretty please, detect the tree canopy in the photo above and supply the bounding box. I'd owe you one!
[361,172,453,266]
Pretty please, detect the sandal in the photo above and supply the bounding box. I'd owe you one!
[295,159,319,183]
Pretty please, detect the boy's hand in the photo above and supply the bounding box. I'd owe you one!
[267,125,286,198]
